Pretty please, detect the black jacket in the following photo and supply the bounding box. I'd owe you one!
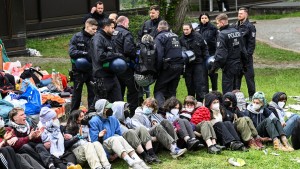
[222,92,244,122]
[112,25,136,61]
[179,31,209,64]
[137,17,162,44]
[232,19,256,57]
[195,22,218,55]
[83,12,108,29]
[155,30,183,71]
[69,29,93,72]
[90,29,124,78]
[213,25,248,72]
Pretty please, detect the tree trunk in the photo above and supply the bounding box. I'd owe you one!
[173,0,189,33]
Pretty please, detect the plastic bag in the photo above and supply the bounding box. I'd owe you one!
[19,83,42,115]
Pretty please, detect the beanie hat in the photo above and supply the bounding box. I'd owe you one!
[223,92,237,108]
[272,92,286,104]
[252,91,267,107]
[40,107,56,125]
[204,93,218,108]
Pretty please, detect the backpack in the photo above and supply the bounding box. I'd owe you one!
[135,41,157,75]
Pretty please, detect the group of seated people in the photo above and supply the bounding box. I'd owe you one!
[1,90,300,169]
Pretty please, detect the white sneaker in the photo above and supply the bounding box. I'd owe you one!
[138,160,151,169]
[129,162,143,169]
[170,147,187,159]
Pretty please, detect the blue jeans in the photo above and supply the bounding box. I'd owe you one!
[284,114,300,138]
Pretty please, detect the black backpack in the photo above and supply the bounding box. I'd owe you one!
[135,41,157,75]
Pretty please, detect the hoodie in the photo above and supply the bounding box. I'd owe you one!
[245,103,276,127]
[268,92,286,123]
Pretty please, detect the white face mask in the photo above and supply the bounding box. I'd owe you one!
[278,101,285,109]
[186,108,194,112]
[211,103,220,111]
[253,103,261,111]
[171,108,179,115]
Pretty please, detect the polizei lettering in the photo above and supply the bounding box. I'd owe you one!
[227,32,241,39]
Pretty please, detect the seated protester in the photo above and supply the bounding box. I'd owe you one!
[163,97,203,151]
[0,117,45,169]
[112,101,161,164]
[291,119,300,150]
[38,107,81,169]
[232,90,247,112]
[268,92,300,138]
[65,110,111,169]
[132,98,187,159]
[180,95,198,120]
[5,107,44,166]
[244,91,294,151]
[191,106,223,154]
[89,99,150,169]
[222,92,264,150]
[204,93,247,151]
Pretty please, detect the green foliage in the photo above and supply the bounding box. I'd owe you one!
[251,11,300,20]
[128,15,149,39]
[119,0,149,10]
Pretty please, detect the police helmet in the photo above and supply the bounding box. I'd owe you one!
[182,50,195,64]
[206,55,215,70]
[191,23,199,30]
[75,58,92,72]
[134,73,156,87]
[110,58,128,74]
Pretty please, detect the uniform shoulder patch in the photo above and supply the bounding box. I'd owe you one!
[252,32,256,38]
[113,31,119,36]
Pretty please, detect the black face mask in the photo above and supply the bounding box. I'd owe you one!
[106,108,113,117]
[124,109,130,119]
[223,101,231,108]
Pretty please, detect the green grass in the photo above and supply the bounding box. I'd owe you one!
[251,11,300,20]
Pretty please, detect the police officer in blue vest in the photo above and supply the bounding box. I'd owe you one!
[209,14,248,95]
[69,18,97,112]
[154,20,184,107]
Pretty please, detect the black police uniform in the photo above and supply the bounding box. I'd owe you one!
[112,25,139,115]
[232,18,256,98]
[179,31,209,102]
[211,25,248,95]
[137,17,162,44]
[83,12,108,29]
[90,29,123,104]
[69,29,95,112]
[195,22,219,92]
[154,30,184,107]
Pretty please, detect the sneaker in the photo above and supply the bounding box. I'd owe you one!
[170,147,187,159]
[230,141,244,151]
[207,145,221,154]
[254,138,264,149]
[150,154,162,163]
[214,144,226,151]
[143,154,153,164]
[249,138,261,150]
[129,163,143,169]
[138,160,151,169]
[187,138,200,151]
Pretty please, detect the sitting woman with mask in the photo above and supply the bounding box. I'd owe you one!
[268,92,300,138]
[244,91,294,151]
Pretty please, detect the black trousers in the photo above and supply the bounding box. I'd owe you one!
[117,68,139,116]
[36,143,77,169]
[185,63,207,102]
[222,68,241,95]
[0,146,22,169]
[177,118,195,139]
[256,118,285,140]
[92,76,122,106]
[291,119,300,150]
[213,121,241,146]
[18,143,44,167]
[216,0,230,11]
[70,71,95,112]
[235,56,256,97]
[154,64,183,108]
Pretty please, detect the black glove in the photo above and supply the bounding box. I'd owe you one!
[242,65,248,73]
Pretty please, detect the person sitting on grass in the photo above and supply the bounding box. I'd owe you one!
[65,110,112,169]
[244,91,294,151]
[112,101,161,164]
[89,99,150,169]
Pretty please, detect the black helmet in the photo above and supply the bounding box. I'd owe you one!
[75,58,92,72]
[206,55,215,70]
[110,58,128,74]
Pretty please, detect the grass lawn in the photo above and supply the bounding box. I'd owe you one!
[24,14,300,169]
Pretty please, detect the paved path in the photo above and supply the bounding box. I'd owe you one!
[255,17,300,53]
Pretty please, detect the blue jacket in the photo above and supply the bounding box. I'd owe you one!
[89,115,122,142]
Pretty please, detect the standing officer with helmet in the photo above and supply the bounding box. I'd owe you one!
[180,23,209,102]
[90,18,125,104]
[154,20,184,108]
[112,16,139,116]
[69,18,98,113]
[209,14,248,95]
[233,7,256,100]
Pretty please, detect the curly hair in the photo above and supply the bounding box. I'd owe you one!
[143,98,159,113]
[163,96,182,112]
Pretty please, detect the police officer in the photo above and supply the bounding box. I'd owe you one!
[69,18,98,113]
[112,16,139,115]
[90,18,123,104]
[137,5,162,44]
[83,1,108,29]
[180,23,209,102]
[233,7,256,99]
[154,20,184,107]
[209,14,248,95]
